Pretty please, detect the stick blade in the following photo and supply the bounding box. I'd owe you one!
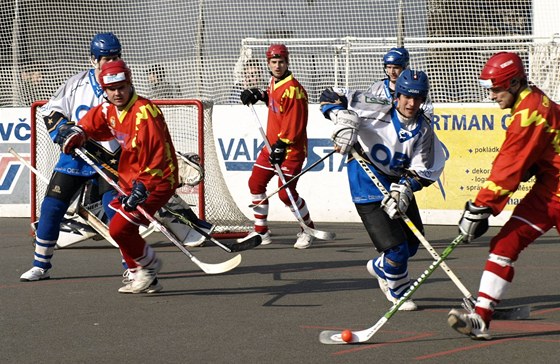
[319,330,349,345]
[493,305,531,320]
[193,254,242,274]
[305,226,336,241]
[224,234,262,252]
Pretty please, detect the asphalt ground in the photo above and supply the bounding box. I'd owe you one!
[1,217,559,363]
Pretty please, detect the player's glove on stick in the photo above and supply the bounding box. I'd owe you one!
[119,181,149,212]
[240,88,268,105]
[56,124,87,154]
[331,109,359,154]
[458,201,492,243]
[269,139,288,166]
[382,180,414,219]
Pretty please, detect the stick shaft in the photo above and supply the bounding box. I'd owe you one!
[250,150,335,209]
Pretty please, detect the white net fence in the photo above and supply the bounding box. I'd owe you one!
[1,0,559,107]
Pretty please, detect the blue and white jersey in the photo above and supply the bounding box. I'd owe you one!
[365,79,394,100]
[341,89,445,204]
[40,69,120,177]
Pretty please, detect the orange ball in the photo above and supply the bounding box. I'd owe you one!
[341,329,353,343]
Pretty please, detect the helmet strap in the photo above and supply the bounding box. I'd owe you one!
[90,56,100,69]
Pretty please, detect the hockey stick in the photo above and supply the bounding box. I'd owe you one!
[78,148,261,253]
[160,206,261,253]
[350,148,530,320]
[75,148,241,274]
[248,104,335,240]
[248,149,336,209]
[320,234,465,344]
[9,147,121,247]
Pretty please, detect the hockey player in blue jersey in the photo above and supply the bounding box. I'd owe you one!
[20,32,124,283]
[320,69,446,310]
[366,47,434,120]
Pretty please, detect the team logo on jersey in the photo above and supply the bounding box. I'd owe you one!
[110,116,116,128]
[364,96,390,105]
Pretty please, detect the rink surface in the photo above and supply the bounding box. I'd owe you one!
[2,218,559,363]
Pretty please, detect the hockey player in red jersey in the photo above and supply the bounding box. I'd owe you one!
[448,52,560,339]
[58,60,178,293]
[240,44,318,249]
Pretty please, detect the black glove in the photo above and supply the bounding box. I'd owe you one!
[319,87,348,107]
[268,139,288,166]
[119,181,149,212]
[240,88,268,105]
[55,124,87,154]
[458,201,492,243]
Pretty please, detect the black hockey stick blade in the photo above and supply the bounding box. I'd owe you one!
[493,305,531,320]
[222,234,262,252]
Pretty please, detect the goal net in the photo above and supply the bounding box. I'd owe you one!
[30,100,252,237]
[2,1,560,108]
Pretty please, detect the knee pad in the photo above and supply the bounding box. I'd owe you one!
[383,241,410,275]
[36,196,69,240]
[485,253,515,282]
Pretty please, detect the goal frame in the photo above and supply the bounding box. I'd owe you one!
[30,99,250,239]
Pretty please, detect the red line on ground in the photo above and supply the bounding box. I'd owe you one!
[414,338,516,360]
[332,332,436,356]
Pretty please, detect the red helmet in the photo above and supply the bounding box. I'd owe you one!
[266,44,289,61]
[479,52,526,89]
[99,59,132,89]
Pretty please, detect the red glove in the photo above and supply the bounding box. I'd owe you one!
[56,125,87,154]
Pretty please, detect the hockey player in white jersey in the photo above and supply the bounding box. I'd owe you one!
[366,47,434,119]
[320,69,446,310]
[19,32,124,283]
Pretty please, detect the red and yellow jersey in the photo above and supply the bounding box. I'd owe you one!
[266,73,308,162]
[475,86,560,214]
[78,93,179,193]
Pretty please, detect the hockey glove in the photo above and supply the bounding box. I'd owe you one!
[458,201,492,243]
[381,181,414,219]
[55,124,87,155]
[119,181,149,212]
[177,152,204,186]
[269,139,288,166]
[320,87,348,118]
[240,88,268,105]
[331,109,359,154]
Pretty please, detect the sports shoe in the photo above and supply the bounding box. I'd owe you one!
[294,231,314,249]
[131,258,162,293]
[238,231,272,245]
[20,267,50,282]
[394,297,418,311]
[366,259,392,302]
[366,259,417,311]
[118,278,163,294]
[447,308,492,340]
[118,270,162,294]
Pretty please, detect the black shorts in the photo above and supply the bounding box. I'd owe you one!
[354,199,423,252]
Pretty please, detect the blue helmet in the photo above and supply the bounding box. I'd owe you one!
[383,47,410,68]
[90,32,121,61]
[395,69,429,99]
